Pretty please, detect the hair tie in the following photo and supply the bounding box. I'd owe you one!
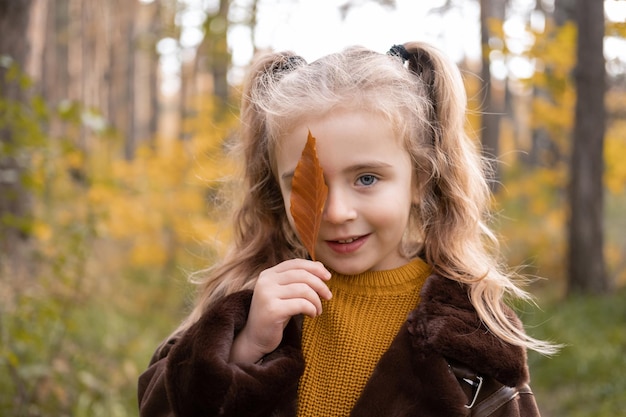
[387,44,410,63]
[272,55,307,75]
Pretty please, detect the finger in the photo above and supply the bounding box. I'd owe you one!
[279,271,332,301]
[257,267,332,300]
[252,277,325,317]
[275,282,325,314]
[271,259,331,281]
[276,266,332,296]
[296,273,332,301]
[266,297,321,319]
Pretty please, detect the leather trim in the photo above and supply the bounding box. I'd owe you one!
[449,360,532,417]
[470,385,519,416]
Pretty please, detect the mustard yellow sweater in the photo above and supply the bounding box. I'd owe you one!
[296,258,431,417]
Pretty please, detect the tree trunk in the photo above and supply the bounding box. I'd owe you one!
[479,0,505,191]
[567,0,609,294]
[125,16,137,160]
[212,0,230,107]
[249,0,259,55]
[198,0,231,120]
[554,0,577,27]
[0,0,34,254]
[147,1,161,143]
[42,0,71,139]
[103,0,139,156]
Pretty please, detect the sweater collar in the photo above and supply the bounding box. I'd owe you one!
[327,258,432,296]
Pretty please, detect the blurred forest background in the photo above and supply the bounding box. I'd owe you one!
[1,0,625,416]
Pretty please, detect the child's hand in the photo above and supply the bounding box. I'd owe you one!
[229,259,332,363]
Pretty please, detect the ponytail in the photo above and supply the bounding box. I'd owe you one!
[171,52,308,336]
[399,42,559,355]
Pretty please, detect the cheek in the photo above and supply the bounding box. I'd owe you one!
[386,186,416,230]
[371,199,411,229]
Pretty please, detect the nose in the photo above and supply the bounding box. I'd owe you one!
[323,186,357,224]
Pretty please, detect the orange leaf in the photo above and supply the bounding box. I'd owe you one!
[290,130,328,261]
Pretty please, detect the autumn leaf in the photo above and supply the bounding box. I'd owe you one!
[290,130,328,261]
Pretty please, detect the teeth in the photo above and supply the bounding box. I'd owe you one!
[338,238,356,243]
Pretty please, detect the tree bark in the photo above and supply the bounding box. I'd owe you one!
[479,0,505,191]
[212,0,230,107]
[567,0,609,294]
[42,0,71,139]
[147,1,161,143]
[554,0,577,27]
[0,0,35,253]
[197,0,231,120]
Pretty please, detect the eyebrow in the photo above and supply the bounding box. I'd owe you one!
[345,161,394,172]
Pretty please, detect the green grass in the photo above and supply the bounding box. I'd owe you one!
[524,286,626,416]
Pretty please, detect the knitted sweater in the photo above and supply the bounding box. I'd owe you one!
[297,258,431,417]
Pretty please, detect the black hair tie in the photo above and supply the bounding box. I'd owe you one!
[272,55,307,75]
[387,44,410,63]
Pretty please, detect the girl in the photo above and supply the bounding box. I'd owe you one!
[138,41,556,417]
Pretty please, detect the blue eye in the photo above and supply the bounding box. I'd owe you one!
[357,175,377,186]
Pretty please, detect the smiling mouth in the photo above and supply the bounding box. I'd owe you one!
[336,237,358,244]
[325,234,369,254]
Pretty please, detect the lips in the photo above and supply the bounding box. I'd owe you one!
[325,234,369,254]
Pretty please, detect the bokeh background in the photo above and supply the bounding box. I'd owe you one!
[1,0,625,416]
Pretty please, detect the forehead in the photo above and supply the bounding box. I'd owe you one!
[274,110,408,176]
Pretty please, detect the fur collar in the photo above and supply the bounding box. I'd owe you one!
[409,274,528,387]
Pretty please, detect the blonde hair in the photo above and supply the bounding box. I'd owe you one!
[175,41,558,355]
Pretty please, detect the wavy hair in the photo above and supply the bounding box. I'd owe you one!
[174,42,558,355]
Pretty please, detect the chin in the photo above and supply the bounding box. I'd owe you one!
[323,260,370,276]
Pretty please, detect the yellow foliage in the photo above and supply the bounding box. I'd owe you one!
[24,93,240,275]
[606,242,626,286]
[65,150,84,170]
[87,183,116,206]
[130,239,168,268]
[32,219,53,242]
[532,90,575,127]
[606,20,626,38]
[485,17,506,55]
[605,120,626,194]
[496,164,568,279]
[487,17,505,41]
[531,21,577,78]
[498,119,517,166]
[98,135,236,268]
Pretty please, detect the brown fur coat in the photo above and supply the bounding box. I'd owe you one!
[138,274,540,417]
